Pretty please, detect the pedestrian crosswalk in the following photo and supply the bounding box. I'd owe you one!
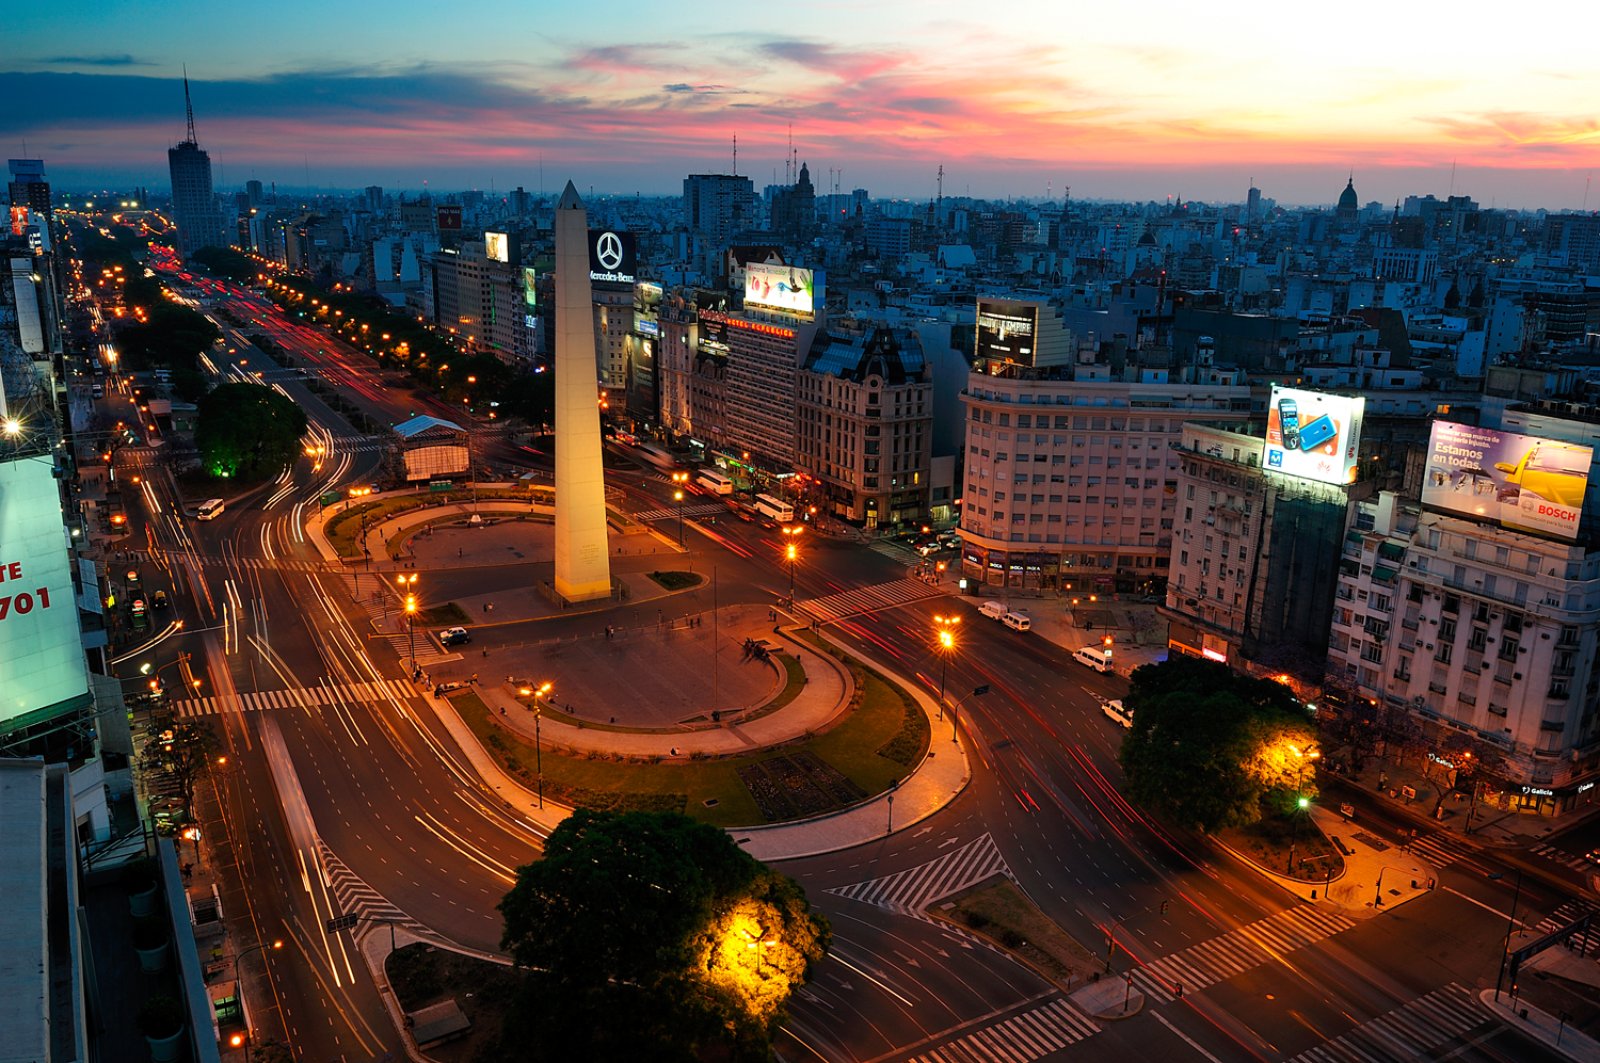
[901,997,1100,1063]
[371,630,457,666]
[1530,841,1597,875]
[1404,830,1479,869]
[828,834,1012,915]
[1285,983,1486,1062]
[800,578,945,625]
[631,502,727,523]
[319,842,427,935]
[169,678,420,717]
[1129,904,1354,1003]
[1532,900,1599,956]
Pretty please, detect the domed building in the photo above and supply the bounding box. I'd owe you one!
[1336,175,1359,225]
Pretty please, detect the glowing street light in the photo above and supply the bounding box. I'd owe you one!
[933,613,960,720]
[671,470,690,544]
[781,525,803,605]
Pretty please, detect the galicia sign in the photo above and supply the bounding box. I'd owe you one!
[587,230,637,284]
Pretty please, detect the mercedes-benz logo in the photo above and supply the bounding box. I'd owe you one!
[596,232,624,271]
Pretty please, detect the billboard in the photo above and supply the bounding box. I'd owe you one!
[744,263,818,316]
[1263,386,1365,485]
[484,231,510,264]
[0,455,91,730]
[588,230,637,284]
[1422,422,1592,541]
[521,266,538,308]
[976,300,1039,364]
[436,205,462,232]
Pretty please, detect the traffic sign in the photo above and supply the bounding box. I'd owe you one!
[325,912,360,933]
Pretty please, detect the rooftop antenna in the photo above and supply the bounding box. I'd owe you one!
[936,164,944,209]
[732,133,738,176]
[1449,158,1457,197]
[787,122,794,184]
[182,64,197,144]
[1584,174,1591,213]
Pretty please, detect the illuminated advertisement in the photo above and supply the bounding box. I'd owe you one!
[485,231,510,264]
[1263,386,1365,485]
[0,456,91,730]
[9,206,27,236]
[976,299,1039,363]
[588,230,637,284]
[744,263,819,316]
[1422,422,1592,541]
[521,266,538,308]
[436,205,462,231]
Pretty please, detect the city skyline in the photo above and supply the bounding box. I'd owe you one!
[6,0,1599,209]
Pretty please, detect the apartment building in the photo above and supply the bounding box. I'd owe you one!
[1163,422,1355,680]
[796,326,931,525]
[1326,492,1600,814]
[958,362,1249,594]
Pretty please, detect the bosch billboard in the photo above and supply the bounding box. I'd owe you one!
[1422,421,1592,541]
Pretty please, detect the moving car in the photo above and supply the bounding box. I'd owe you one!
[152,590,169,610]
[1101,699,1133,728]
[1073,645,1113,673]
[439,626,472,647]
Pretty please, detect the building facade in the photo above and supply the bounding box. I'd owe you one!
[958,365,1249,594]
[1163,422,1355,680]
[166,141,224,257]
[1325,492,1600,814]
[797,326,931,526]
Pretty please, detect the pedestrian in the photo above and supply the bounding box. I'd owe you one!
[459,547,463,558]
[499,705,506,716]
[483,603,489,614]
[471,672,478,684]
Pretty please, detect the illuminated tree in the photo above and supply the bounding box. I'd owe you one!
[1119,656,1317,832]
[194,383,308,481]
[498,809,829,1062]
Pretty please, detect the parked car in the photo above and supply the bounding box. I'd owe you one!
[979,600,1008,620]
[440,626,472,647]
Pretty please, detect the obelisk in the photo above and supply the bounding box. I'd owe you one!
[552,181,612,601]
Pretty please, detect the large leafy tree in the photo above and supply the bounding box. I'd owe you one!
[194,383,308,481]
[498,809,830,1062]
[1120,656,1318,832]
[187,245,259,284]
[112,301,220,371]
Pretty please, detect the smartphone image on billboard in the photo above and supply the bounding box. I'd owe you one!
[1297,414,1338,452]
[1278,398,1300,450]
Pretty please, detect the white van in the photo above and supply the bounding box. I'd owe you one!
[195,498,225,521]
[979,600,1008,620]
[1002,611,1031,632]
[1074,645,1113,673]
[1102,699,1134,728]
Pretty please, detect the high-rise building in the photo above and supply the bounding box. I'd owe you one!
[244,179,263,206]
[683,174,756,278]
[769,162,816,246]
[166,75,225,257]
[364,185,384,213]
[7,158,50,218]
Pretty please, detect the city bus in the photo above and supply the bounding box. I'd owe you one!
[754,494,794,523]
[696,468,735,495]
[195,498,226,521]
[631,443,677,471]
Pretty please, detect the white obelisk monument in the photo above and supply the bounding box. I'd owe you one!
[552,181,612,601]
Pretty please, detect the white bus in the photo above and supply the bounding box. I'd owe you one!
[195,498,226,521]
[696,468,735,495]
[754,494,794,523]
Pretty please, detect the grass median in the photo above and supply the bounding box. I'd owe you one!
[324,488,553,558]
[448,656,929,828]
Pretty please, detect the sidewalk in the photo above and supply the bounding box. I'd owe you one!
[1214,805,1436,917]
[1479,990,1600,1063]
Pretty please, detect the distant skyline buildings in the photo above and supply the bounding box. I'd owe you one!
[4,3,1598,209]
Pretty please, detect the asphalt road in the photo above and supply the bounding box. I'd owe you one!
[101,266,1593,1063]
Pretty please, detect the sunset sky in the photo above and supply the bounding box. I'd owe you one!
[6,0,1598,208]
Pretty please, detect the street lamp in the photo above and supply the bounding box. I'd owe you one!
[781,525,803,605]
[519,682,553,808]
[672,470,690,545]
[950,683,990,744]
[933,613,960,721]
[397,573,420,673]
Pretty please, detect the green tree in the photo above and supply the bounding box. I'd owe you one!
[112,302,219,371]
[194,383,308,481]
[140,711,218,813]
[1119,657,1318,832]
[498,809,829,1062]
[188,245,259,284]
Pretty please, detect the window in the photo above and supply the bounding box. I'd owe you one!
[1498,636,1519,662]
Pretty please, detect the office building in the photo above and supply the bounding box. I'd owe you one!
[166,76,225,257]
[797,325,931,526]
[683,174,756,278]
[1163,421,1355,680]
[959,358,1249,594]
[7,158,51,221]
